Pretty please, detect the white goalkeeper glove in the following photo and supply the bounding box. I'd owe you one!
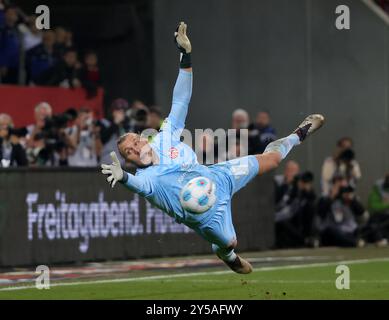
[174,21,192,68]
[174,21,191,53]
[101,151,124,188]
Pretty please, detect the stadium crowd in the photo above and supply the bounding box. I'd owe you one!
[0,2,101,97]
[0,99,162,167]
[273,139,389,250]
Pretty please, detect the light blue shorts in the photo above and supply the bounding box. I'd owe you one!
[192,155,259,249]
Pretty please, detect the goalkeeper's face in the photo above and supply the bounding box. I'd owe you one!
[117,133,153,168]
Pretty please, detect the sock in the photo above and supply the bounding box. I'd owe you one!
[264,133,300,159]
[212,244,237,262]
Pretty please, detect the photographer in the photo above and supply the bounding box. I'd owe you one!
[26,107,77,166]
[321,137,362,196]
[97,98,132,166]
[275,171,317,248]
[26,102,53,147]
[146,106,163,131]
[317,175,366,247]
[127,99,150,133]
[0,113,27,167]
[66,108,101,166]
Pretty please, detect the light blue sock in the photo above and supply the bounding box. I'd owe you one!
[212,244,237,262]
[264,133,300,159]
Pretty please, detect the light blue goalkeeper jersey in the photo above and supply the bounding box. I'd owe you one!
[121,69,232,227]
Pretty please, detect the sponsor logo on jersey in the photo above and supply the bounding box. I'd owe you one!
[169,147,179,159]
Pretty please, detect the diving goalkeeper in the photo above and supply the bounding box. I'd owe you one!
[101,22,324,274]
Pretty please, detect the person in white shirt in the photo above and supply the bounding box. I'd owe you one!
[321,137,362,196]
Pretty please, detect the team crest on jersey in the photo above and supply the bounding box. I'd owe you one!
[169,147,179,159]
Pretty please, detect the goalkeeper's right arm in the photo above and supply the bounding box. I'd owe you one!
[101,151,152,195]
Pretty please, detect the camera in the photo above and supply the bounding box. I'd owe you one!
[126,107,149,133]
[338,148,355,162]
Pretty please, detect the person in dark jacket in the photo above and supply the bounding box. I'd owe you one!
[275,171,317,248]
[0,6,21,84]
[26,30,59,83]
[317,175,366,247]
[35,47,81,88]
[79,50,101,98]
[248,111,277,154]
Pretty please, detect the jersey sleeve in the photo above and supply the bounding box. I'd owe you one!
[121,171,153,197]
[167,69,193,130]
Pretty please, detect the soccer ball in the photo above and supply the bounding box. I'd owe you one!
[179,176,217,214]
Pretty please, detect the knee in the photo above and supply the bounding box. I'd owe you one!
[269,154,281,169]
[257,152,281,171]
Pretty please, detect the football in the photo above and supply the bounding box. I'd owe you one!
[179,176,217,214]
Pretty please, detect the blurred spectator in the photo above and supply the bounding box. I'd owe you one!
[218,108,250,161]
[231,108,249,130]
[53,26,73,54]
[97,98,131,165]
[66,108,101,166]
[275,170,316,248]
[362,173,389,246]
[248,111,277,154]
[321,137,361,196]
[127,100,150,133]
[26,101,52,145]
[26,103,77,166]
[146,106,163,131]
[0,113,27,167]
[79,50,101,98]
[34,47,81,88]
[274,160,300,205]
[0,5,21,84]
[26,30,59,83]
[19,15,42,51]
[317,176,366,247]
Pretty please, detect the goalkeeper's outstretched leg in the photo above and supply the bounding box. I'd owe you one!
[206,114,324,275]
[255,114,325,175]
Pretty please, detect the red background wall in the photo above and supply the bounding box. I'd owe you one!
[0,85,104,127]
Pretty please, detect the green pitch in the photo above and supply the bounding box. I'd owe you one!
[1,257,389,299]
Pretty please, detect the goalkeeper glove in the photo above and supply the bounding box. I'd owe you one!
[101,151,126,188]
[174,21,192,68]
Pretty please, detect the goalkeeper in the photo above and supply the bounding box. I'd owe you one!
[101,22,324,274]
